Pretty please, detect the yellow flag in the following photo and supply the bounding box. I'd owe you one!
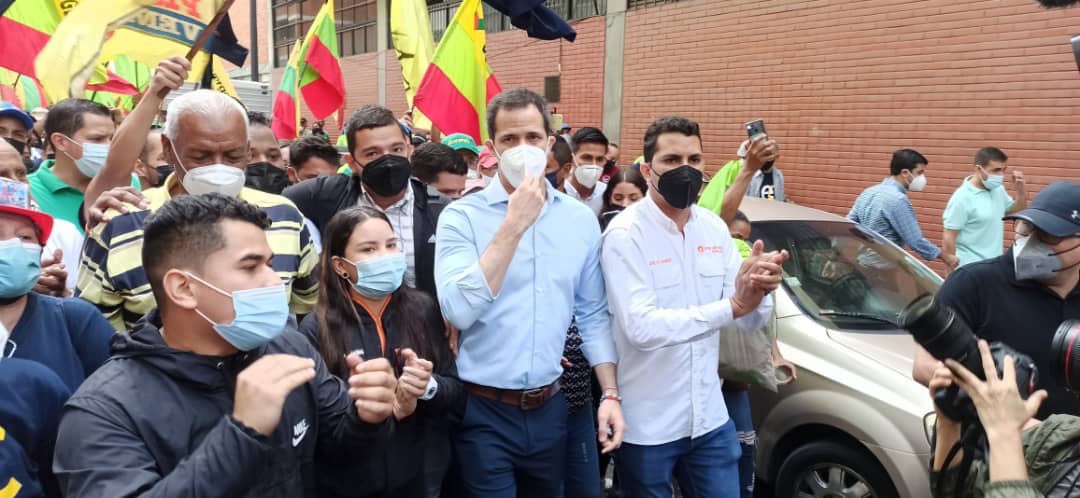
[35,0,157,102]
[208,56,237,98]
[36,0,228,102]
[98,0,226,82]
[390,0,434,131]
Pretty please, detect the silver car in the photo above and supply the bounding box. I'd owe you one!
[738,198,936,498]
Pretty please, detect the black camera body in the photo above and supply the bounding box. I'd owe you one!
[900,294,1038,422]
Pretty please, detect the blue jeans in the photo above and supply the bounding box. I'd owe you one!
[563,400,602,498]
[452,390,568,498]
[615,421,741,498]
[721,389,756,498]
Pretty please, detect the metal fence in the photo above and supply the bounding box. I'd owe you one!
[627,0,681,9]
[428,0,608,42]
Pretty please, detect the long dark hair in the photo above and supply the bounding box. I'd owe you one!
[316,207,446,378]
[601,168,648,215]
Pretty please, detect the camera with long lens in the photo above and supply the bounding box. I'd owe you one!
[1052,320,1080,393]
[899,294,1038,422]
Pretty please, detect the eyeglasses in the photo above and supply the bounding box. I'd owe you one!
[1016,220,1080,246]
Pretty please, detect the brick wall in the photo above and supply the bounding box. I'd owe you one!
[621,0,1080,271]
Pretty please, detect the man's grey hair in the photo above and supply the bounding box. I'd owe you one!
[164,90,248,142]
[485,88,552,139]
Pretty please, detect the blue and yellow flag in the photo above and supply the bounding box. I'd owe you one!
[35,0,246,102]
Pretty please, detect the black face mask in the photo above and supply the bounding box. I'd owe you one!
[4,137,26,155]
[362,154,412,197]
[154,165,174,187]
[654,165,703,210]
[605,159,616,170]
[244,162,291,195]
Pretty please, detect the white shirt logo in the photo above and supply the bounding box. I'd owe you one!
[292,419,309,447]
[1073,210,1079,221]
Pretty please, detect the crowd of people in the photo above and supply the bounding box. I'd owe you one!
[0,51,1078,498]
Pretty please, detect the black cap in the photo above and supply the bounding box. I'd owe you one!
[1004,181,1080,237]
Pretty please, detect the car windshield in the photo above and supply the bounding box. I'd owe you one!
[752,220,943,331]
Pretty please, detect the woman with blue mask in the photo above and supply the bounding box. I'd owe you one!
[0,180,113,394]
[298,206,461,498]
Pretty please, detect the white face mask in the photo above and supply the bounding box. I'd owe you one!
[181,162,246,197]
[467,168,480,180]
[907,172,927,192]
[171,145,247,197]
[573,164,603,189]
[495,144,547,188]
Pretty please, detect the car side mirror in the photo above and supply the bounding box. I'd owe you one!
[923,412,937,445]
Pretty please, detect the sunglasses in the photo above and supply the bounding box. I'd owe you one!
[1016,220,1080,246]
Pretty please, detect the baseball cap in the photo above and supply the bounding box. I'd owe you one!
[478,148,498,169]
[0,178,53,244]
[441,133,482,155]
[561,123,571,130]
[1004,181,1080,238]
[0,102,34,132]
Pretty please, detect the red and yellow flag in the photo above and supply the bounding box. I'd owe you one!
[0,68,46,111]
[413,0,502,142]
[272,40,303,140]
[0,0,68,76]
[297,0,344,122]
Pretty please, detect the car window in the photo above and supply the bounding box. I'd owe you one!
[752,220,942,331]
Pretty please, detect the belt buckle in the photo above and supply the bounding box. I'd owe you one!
[520,388,545,410]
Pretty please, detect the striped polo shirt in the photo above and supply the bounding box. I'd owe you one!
[76,175,319,331]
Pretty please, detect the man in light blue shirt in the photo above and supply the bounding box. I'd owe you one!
[848,148,959,269]
[942,147,1027,267]
[434,88,623,497]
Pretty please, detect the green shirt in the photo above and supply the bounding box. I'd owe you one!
[932,415,1080,498]
[734,238,752,259]
[942,177,1014,268]
[28,160,142,235]
[698,159,743,216]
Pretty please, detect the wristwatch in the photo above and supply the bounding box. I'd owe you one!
[420,377,439,401]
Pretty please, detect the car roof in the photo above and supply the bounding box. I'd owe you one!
[738,197,851,223]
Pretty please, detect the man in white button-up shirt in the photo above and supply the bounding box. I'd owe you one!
[563,127,609,216]
[601,116,785,498]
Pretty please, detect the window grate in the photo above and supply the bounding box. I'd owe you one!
[628,0,682,9]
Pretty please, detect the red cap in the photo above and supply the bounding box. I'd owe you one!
[0,179,53,244]
[478,148,498,169]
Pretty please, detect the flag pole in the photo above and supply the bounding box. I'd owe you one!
[156,0,237,98]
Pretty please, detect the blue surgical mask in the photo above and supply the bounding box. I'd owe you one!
[187,273,290,351]
[344,253,406,299]
[65,136,109,178]
[0,239,42,299]
[983,171,1004,190]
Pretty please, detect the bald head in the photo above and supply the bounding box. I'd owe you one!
[0,138,27,183]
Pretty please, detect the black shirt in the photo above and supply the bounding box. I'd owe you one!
[759,171,776,199]
[936,248,1080,419]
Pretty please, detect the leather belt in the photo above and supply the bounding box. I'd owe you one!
[464,382,561,411]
